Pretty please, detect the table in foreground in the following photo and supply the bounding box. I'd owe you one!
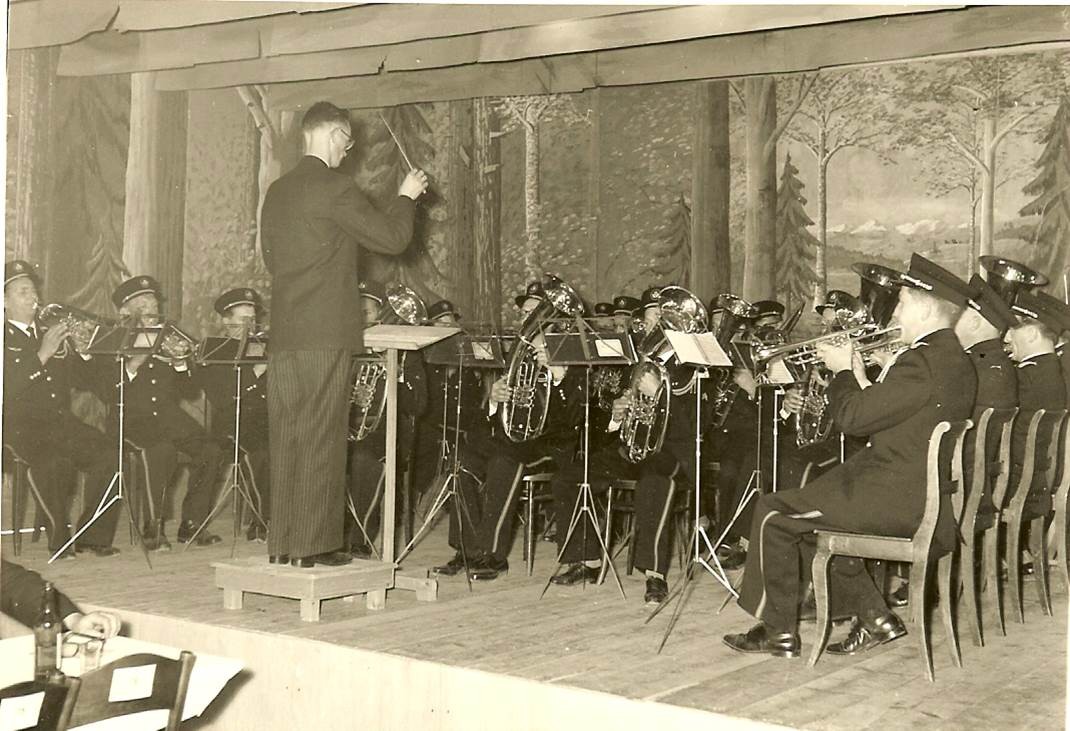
[0,634,242,731]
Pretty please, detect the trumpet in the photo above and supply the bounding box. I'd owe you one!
[753,324,902,371]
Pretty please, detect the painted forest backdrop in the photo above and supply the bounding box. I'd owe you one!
[6,46,1070,341]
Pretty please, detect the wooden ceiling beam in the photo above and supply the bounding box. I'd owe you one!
[8,0,118,50]
[259,5,1067,111]
[111,1,363,32]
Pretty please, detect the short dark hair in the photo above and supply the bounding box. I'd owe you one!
[301,101,349,133]
[1014,317,1058,344]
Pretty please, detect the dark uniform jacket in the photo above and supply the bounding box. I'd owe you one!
[196,364,269,444]
[964,338,1018,519]
[1059,343,1070,408]
[1010,352,1066,516]
[96,357,203,447]
[2,323,79,441]
[807,328,976,552]
[261,155,415,353]
[1,560,79,627]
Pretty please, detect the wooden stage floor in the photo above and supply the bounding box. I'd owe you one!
[3,511,1067,730]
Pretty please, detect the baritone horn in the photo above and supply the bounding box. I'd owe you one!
[500,274,584,442]
[350,284,429,441]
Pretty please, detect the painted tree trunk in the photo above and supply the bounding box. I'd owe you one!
[815,131,829,307]
[980,114,997,258]
[446,99,475,318]
[690,80,732,303]
[473,98,503,328]
[743,77,778,301]
[523,119,541,282]
[123,72,188,317]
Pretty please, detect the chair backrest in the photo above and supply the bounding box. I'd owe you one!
[959,408,1017,524]
[66,651,194,731]
[1005,409,1065,512]
[913,419,972,556]
[0,676,81,731]
[1053,412,1070,503]
[1043,411,1069,494]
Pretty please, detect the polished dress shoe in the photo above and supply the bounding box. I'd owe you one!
[723,623,800,658]
[827,612,907,655]
[268,554,290,564]
[177,520,223,546]
[888,582,910,608]
[75,544,120,558]
[715,542,747,571]
[550,563,600,586]
[349,543,374,560]
[432,551,470,576]
[469,554,508,581]
[292,551,353,568]
[142,525,172,553]
[644,576,669,604]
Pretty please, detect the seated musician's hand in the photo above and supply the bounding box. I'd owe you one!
[815,341,853,374]
[531,334,549,369]
[490,376,511,405]
[37,321,70,364]
[851,352,871,388]
[732,367,757,398]
[399,169,429,200]
[66,610,122,639]
[782,388,804,415]
[867,348,896,368]
[611,393,632,422]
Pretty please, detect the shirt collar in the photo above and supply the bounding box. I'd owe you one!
[910,325,944,348]
[7,319,34,336]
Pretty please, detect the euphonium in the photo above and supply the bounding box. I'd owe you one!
[619,286,707,463]
[708,293,759,430]
[350,284,429,441]
[500,274,584,442]
[34,303,117,355]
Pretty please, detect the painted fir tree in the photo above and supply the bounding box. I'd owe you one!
[1021,96,1070,278]
[69,233,129,315]
[650,195,691,285]
[775,153,818,315]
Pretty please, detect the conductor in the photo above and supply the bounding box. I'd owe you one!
[260,101,428,568]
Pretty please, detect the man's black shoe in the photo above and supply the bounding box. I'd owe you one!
[291,551,353,568]
[75,544,120,558]
[715,542,747,571]
[469,554,508,581]
[550,563,600,586]
[268,554,289,564]
[431,551,470,576]
[350,543,374,560]
[723,623,800,658]
[644,576,669,604]
[826,612,907,655]
[177,520,223,546]
[142,525,172,552]
[888,582,910,608]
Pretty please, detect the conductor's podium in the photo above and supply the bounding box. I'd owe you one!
[213,324,457,621]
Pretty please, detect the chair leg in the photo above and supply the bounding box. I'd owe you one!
[12,464,24,556]
[960,536,983,647]
[1006,515,1024,623]
[808,545,833,667]
[1029,517,1053,616]
[909,558,935,682]
[982,527,1006,637]
[1057,506,1070,595]
[625,515,636,576]
[525,486,535,578]
[938,553,961,668]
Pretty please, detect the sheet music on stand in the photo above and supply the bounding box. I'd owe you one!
[664,331,732,368]
[543,330,637,366]
[423,332,508,367]
[198,331,269,365]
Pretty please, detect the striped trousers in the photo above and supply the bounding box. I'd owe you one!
[267,349,351,558]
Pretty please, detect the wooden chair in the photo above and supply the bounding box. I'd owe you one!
[997,409,1065,623]
[1048,413,1070,595]
[957,407,1017,647]
[809,419,971,682]
[517,472,555,576]
[67,651,195,731]
[2,443,58,556]
[0,676,81,731]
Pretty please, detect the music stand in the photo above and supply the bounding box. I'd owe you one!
[49,324,156,566]
[398,333,503,589]
[538,319,635,600]
[182,326,269,553]
[639,330,737,650]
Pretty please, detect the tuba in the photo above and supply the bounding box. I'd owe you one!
[708,294,759,430]
[349,284,428,441]
[499,274,584,442]
[979,255,1049,308]
[35,303,118,356]
[619,286,708,463]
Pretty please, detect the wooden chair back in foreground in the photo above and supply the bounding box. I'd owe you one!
[66,651,194,731]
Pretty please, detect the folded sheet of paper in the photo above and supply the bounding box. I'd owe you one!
[664,331,733,367]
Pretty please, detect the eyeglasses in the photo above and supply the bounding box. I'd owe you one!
[335,126,354,152]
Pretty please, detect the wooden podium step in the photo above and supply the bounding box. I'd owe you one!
[213,556,437,621]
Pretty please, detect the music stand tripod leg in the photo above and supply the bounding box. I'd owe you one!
[346,494,381,560]
[539,481,626,600]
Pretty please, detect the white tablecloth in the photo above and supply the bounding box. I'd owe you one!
[0,635,243,731]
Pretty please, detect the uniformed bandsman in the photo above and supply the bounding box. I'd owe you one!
[3,261,119,558]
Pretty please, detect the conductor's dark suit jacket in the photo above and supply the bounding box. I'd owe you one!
[803,328,976,553]
[261,155,416,353]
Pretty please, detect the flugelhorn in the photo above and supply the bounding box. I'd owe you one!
[35,303,118,355]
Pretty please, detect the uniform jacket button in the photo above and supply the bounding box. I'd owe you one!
[151,396,158,402]
[152,411,158,416]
